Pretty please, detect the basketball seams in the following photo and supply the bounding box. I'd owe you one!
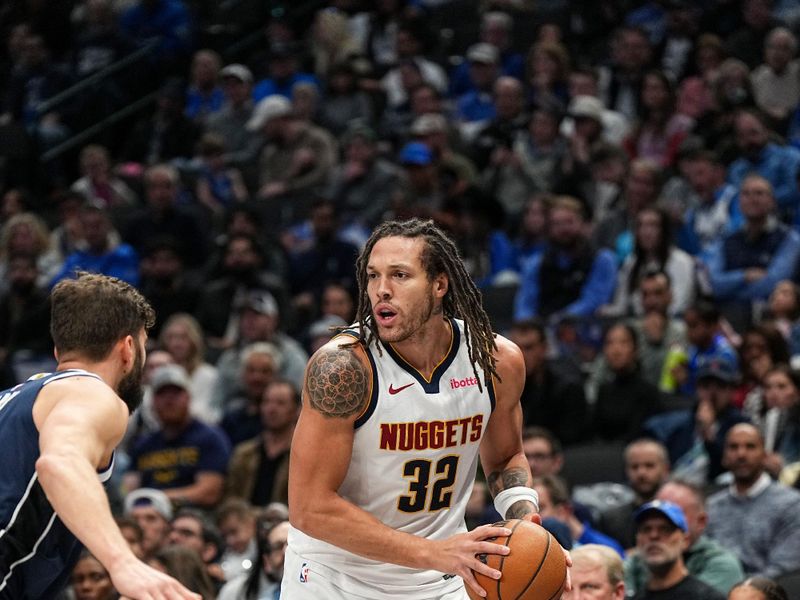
[495,519,521,600]
[513,528,551,600]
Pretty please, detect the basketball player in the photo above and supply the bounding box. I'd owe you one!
[283,220,568,599]
[0,273,199,599]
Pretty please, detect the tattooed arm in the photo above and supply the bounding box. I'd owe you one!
[479,335,539,521]
[288,338,511,588]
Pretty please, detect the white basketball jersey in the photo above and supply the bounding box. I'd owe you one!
[288,318,495,598]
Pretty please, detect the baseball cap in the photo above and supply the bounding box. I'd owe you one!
[220,63,253,84]
[151,364,191,392]
[124,488,173,521]
[247,95,292,131]
[237,290,279,316]
[399,142,434,166]
[569,95,604,122]
[634,500,688,532]
[467,43,499,64]
[696,355,739,385]
[411,113,447,136]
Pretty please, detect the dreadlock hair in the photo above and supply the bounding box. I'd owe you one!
[346,218,498,390]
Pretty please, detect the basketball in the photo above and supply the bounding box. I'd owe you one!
[466,519,567,600]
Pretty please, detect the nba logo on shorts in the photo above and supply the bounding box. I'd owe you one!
[299,562,310,583]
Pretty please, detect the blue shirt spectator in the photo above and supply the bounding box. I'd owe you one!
[119,0,192,60]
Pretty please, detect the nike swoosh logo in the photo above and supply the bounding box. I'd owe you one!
[388,382,414,395]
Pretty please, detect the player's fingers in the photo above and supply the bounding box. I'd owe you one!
[471,524,512,539]
[461,567,491,598]
[469,556,502,581]
[563,548,573,567]
[472,540,510,556]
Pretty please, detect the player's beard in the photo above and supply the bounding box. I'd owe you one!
[377,293,435,344]
[118,343,145,415]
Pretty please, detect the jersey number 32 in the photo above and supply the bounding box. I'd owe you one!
[398,456,459,512]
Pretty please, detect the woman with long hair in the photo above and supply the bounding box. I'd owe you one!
[624,69,694,168]
[218,519,289,600]
[159,313,220,423]
[605,207,696,317]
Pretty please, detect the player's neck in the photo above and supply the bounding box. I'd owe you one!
[390,317,452,377]
[56,358,115,388]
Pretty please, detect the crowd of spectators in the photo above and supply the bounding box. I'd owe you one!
[5,0,800,598]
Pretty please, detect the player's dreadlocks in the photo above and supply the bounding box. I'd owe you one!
[346,218,499,390]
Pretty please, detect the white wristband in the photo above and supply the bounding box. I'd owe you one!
[493,486,539,519]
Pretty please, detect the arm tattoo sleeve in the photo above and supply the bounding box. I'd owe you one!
[487,466,530,497]
[305,347,369,418]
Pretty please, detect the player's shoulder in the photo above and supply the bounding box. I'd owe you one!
[304,336,372,419]
[37,371,122,413]
[492,334,525,372]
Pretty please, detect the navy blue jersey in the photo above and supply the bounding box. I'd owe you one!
[0,370,111,599]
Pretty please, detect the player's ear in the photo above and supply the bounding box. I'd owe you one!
[120,334,135,367]
[433,273,448,298]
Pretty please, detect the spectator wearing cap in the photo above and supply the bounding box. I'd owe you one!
[184,49,224,124]
[327,122,403,236]
[706,423,800,579]
[252,41,319,102]
[50,204,140,287]
[248,95,337,211]
[565,68,630,145]
[412,113,478,187]
[564,95,606,167]
[205,63,259,166]
[751,27,800,124]
[644,353,749,484]
[212,289,308,407]
[630,500,725,599]
[449,12,524,98]
[455,43,501,127]
[123,488,173,560]
[469,76,529,172]
[625,479,745,596]
[705,175,800,330]
[396,141,444,218]
[125,365,231,509]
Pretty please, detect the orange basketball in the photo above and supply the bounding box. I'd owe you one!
[466,519,567,600]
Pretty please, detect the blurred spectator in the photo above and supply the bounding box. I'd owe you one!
[252,41,319,102]
[522,426,564,478]
[149,545,217,600]
[737,324,790,411]
[678,149,742,259]
[631,500,726,599]
[562,544,625,600]
[194,133,248,216]
[514,196,616,322]
[71,144,138,208]
[306,314,347,354]
[124,349,176,452]
[514,193,548,268]
[320,281,356,325]
[525,41,570,109]
[624,70,694,168]
[290,81,320,125]
[705,175,800,329]
[509,320,587,444]
[727,110,800,221]
[317,62,374,138]
[380,22,447,109]
[215,499,257,581]
[123,78,202,165]
[645,355,749,483]
[118,0,192,66]
[138,238,200,336]
[185,50,223,124]
[411,113,477,187]
[72,0,132,79]
[167,508,225,588]
[123,164,208,268]
[69,550,116,600]
[751,27,800,126]
[219,343,280,445]
[449,11,524,97]
[126,364,231,508]
[744,364,800,476]
[604,207,696,318]
[533,475,625,556]
[217,519,289,600]
[212,290,308,400]
[455,43,500,128]
[729,578,789,600]
[764,280,800,350]
[159,313,219,423]
[590,323,663,442]
[725,0,781,69]
[599,27,653,120]
[50,204,139,287]
[0,212,62,294]
[123,488,173,560]
[625,479,745,596]
[310,7,360,80]
[706,423,800,579]
[225,379,299,507]
[597,438,671,550]
[470,76,528,171]
[327,122,402,235]
[205,63,258,165]
[249,94,337,212]
[564,68,630,145]
[116,516,145,559]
